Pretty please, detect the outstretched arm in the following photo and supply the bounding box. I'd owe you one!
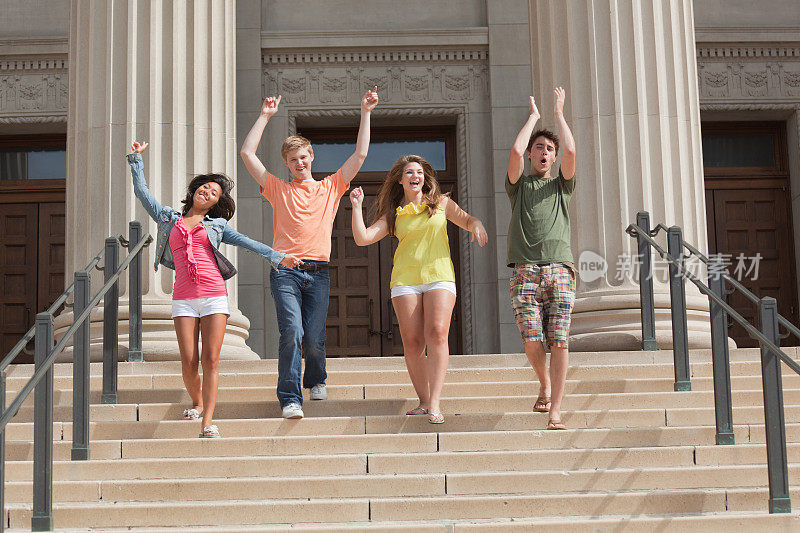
[340,87,379,184]
[349,187,389,246]
[240,95,281,189]
[554,87,576,180]
[127,141,164,223]
[508,96,541,184]
[221,225,302,269]
[443,197,488,247]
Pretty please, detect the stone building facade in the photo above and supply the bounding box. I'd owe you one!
[1,1,798,360]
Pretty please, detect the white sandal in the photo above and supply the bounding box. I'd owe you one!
[182,408,201,420]
[199,424,220,438]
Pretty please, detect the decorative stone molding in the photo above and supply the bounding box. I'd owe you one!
[286,106,475,354]
[0,57,68,123]
[263,49,489,107]
[697,45,800,101]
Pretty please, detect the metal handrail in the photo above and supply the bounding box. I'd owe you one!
[0,238,118,372]
[626,224,800,375]
[628,211,795,514]
[0,234,151,430]
[0,222,151,531]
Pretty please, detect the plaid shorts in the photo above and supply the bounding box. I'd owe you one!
[510,263,576,347]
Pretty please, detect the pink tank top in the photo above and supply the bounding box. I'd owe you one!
[169,218,228,300]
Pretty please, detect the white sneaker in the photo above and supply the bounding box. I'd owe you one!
[310,384,328,400]
[282,403,304,419]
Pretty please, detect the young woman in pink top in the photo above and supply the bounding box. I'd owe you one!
[128,141,301,437]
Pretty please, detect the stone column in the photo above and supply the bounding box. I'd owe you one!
[57,0,259,360]
[528,0,711,351]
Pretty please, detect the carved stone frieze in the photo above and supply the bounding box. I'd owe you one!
[697,45,800,101]
[0,58,68,122]
[263,49,489,106]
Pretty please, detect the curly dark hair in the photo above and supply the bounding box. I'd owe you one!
[180,173,236,220]
[527,129,560,156]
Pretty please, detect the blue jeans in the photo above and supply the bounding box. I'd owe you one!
[270,263,329,407]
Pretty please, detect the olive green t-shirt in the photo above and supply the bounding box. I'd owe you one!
[506,168,575,268]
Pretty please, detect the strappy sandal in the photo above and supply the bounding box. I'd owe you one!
[533,396,551,413]
[547,418,566,430]
[199,424,220,438]
[406,407,428,415]
[182,408,201,420]
[428,412,444,424]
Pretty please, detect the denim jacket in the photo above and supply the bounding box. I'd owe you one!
[126,153,285,273]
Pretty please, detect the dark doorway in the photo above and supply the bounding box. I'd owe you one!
[0,135,66,362]
[702,122,798,347]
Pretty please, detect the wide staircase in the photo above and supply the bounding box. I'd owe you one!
[3,348,800,531]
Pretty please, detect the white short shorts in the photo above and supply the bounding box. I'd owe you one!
[171,296,230,318]
[390,281,457,299]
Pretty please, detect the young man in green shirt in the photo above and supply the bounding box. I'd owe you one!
[506,87,576,430]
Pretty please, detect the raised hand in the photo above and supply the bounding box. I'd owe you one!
[260,95,282,118]
[361,86,379,112]
[349,186,365,208]
[469,219,488,247]
[131,141,149,154]
[554,87,566,115]
[529,96,540,119]
[280,253,303,269]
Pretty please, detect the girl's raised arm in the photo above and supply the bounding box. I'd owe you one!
[349,187,389,246]
[126,141,165,223]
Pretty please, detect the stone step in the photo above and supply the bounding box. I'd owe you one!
[4,454,369,482]
[8,487,800,528]
[11,511,798,532]
[129,389,800,420]
[10,400,800,442]
[6,464,800,504]
[10,441,800,482]
[1,348,768,377]
[5,422,785,462]
[3,473,446,503]
[33,374,800,404]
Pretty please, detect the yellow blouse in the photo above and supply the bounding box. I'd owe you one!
[390,202,456,288]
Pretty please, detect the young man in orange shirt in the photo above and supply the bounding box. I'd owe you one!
[241,88,379,418]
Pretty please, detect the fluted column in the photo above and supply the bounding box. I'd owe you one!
[58,0,259,360]
[528,0,711,350]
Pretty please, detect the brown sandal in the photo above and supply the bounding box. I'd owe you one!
[547,418,567,430]
[534,396,551,412]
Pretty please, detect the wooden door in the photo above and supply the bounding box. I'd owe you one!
[327,185,383,357]
[707,188,798,347]
[703,121,799,348]
[0,204,39,359]
[38,202,66,312]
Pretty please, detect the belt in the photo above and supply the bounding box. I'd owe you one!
[297,262,328,272]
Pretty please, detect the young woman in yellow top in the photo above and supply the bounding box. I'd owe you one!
[350,155,488,423]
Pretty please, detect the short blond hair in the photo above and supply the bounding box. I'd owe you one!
[281,135,313,161]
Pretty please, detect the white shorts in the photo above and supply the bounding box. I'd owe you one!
[171,296,230,318]
[390,281,457,299]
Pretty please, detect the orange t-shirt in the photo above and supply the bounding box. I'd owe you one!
[259,170,348,261]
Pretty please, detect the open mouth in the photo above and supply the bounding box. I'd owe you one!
[540,158,548,165]
[409,179,420,187]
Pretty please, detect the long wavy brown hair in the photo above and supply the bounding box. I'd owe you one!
[371,155,445,236]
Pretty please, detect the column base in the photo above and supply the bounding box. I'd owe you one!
[569,286,714,352]
[53,301,260,362]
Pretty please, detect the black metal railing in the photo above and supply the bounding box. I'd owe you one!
[627,210,798,514]
[0,221,152,531]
